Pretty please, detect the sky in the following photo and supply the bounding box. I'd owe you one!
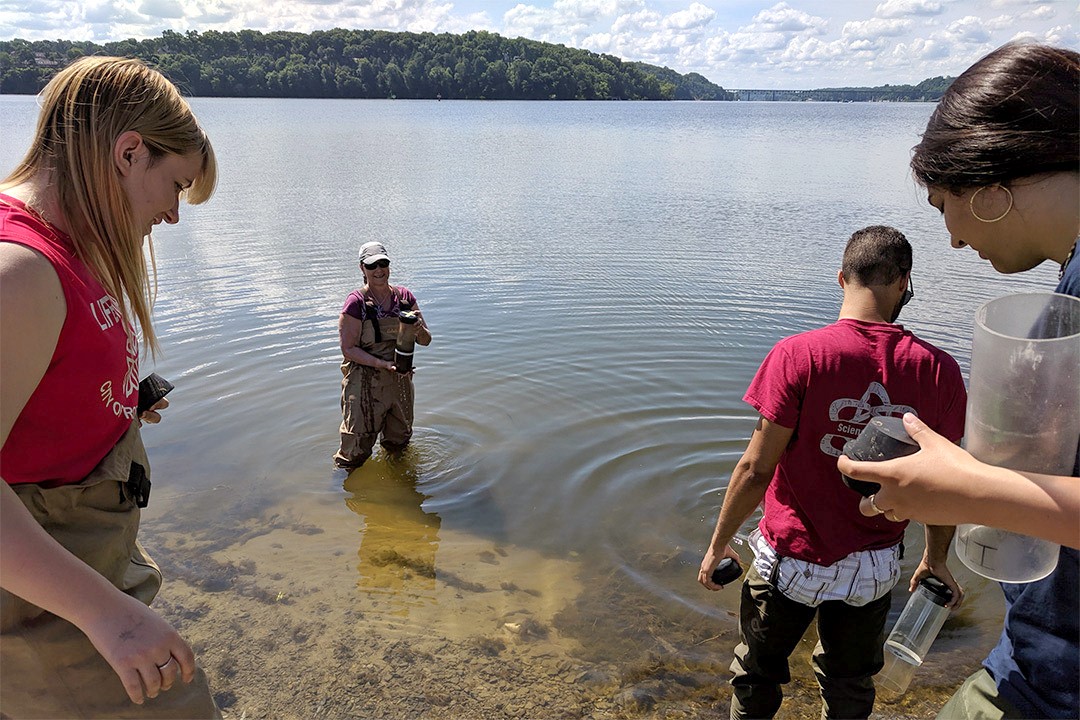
[1,0,1076,88]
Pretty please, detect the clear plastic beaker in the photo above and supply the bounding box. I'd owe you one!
[957,292,1080,583]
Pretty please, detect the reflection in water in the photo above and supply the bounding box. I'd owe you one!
[344,453,441,617]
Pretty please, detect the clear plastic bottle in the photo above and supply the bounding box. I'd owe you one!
[876,576,953,697]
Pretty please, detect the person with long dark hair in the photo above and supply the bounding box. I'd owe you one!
[839,42,1079,719]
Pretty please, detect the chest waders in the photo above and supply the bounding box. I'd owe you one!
[334,306,415,469]
[0,421,220,719]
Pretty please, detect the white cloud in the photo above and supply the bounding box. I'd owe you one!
[843,17,912,38]
[946,15,993,43]
[1043,22,1079,45]
[665,2,714,30]
[749,2,828,34]
[139,0,184,19]
[1020,5,1056,20]
[875,0,944,18]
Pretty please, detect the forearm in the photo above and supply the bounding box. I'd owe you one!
[973,465,1080,548]
[0,481,121,629]
[415,317,432,346]
[343,345,392,369]
[923,524,955,565]
[708,464,770,552]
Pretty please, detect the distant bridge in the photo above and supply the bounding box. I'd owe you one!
[729,88,915,102]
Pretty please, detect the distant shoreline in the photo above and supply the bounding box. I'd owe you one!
[0,29,950,102]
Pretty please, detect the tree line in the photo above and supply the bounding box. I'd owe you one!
[0,29,735,100]
[0,29,954,102]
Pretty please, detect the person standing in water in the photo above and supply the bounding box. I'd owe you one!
[0,56,219,717]
[334,241,432,470]
[699,226,966,720]
[839,42,1079,720]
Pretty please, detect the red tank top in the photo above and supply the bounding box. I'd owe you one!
[1,194,139,486]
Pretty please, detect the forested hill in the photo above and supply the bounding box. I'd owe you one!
[0,29,734,100]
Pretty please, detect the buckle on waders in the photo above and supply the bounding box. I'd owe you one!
[122,462,152,508]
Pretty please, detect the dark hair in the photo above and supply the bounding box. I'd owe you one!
[911,42,1079,192]
[842,226,912,286]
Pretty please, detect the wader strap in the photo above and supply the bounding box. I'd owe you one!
[365,301,382,343]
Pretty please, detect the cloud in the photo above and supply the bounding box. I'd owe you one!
[749,2,828,34]
[875,0,944,18]
[1020,5,1055,20]
[843,17,912,39]
[945,15,992,43]
[1042,23,1079,45]
[665,2,714,30]
[139,0,185,19]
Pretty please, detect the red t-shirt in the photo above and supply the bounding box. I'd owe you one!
[744,319,966,565]
[0,195,138,486]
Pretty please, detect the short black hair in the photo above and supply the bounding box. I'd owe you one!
[842,226,912,287]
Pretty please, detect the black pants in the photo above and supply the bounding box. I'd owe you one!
[729,565,891,720]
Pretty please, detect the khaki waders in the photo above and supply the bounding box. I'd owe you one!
[0,421,219,719]
[334,313,415,469]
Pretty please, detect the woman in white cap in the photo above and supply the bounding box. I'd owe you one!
[334,241,432,469]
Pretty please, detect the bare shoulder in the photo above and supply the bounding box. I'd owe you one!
[1,242,66,440]
[0,241,65,336]
[1,241,61,286]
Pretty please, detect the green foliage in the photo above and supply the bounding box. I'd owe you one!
[794,77,956,102]
[0,28,732,101]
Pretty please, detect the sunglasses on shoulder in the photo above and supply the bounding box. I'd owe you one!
[363,259,390,269]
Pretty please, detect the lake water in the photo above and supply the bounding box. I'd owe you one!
[0,96,1060,718]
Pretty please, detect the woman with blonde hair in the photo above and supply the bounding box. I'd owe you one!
[0,56,220,717]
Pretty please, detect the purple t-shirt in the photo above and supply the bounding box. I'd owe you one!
[341,286,417,321]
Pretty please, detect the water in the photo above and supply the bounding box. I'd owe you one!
[885,641,924,667]
[1,95,1059,717]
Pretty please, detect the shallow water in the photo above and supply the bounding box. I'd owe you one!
[1,95,1058,717]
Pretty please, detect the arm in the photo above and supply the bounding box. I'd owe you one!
[838,413,1080,549]
[338,313,393,370]
[0,243,195,704]
[698,416,794,590]
[910,524,963,609]
[412,304,431,347]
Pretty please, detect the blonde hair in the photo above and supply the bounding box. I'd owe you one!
[1,56,217,354]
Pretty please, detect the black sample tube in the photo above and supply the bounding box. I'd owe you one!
[710,557,743,586]
[840,416,920,497]
[394,310,420,374]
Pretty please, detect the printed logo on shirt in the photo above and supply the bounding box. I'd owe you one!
[90,294,124,331]
[819,381,914,457]
[100,380,136,420]
[123,330,139,397]
[91,292,140,417]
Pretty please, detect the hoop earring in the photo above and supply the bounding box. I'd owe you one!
[970,185,1013,223]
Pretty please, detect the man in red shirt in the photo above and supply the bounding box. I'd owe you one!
[698,226,967,720]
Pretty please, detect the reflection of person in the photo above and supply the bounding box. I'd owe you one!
[838,42,1079,720]
[698,226,966,720]
[344,463,441,615]
[334,241,432,469]
[0,57,219,716]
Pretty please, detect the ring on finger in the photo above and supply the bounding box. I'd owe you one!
[868,494,886,516]
[156,657,174,671]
